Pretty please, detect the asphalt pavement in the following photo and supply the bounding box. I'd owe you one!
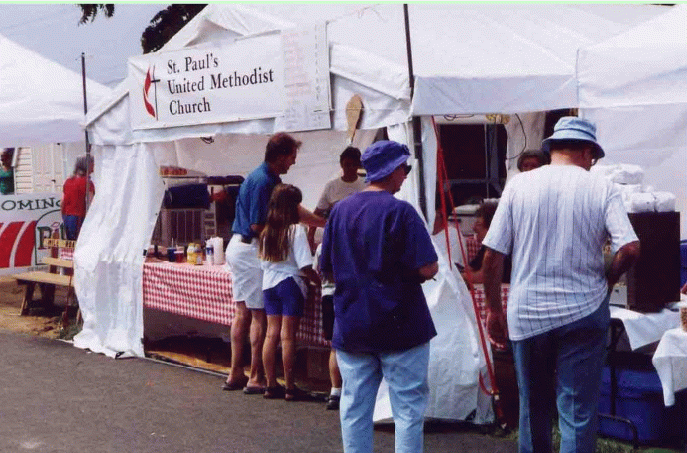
[0,330,516,453]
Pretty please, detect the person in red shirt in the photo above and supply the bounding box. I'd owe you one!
[61,155,94,240]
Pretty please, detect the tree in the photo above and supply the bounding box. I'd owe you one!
[141,5,206,54]
[76,4,115,24]
[76,4,206,54]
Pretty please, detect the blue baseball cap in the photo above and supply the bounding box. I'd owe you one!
[541,117,605,159]
[362,140,410,182]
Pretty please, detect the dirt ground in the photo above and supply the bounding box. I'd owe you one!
[0,274,329,391]
[0,275,62,338]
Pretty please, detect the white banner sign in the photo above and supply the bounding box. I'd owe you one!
[281,25,331,132]
[129,25,330,132]
[0,193,63,275]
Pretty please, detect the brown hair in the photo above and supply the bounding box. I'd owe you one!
[264,132,302,163]
[516,149,549,171]
[339,146,361,165]
[475,201,499,229]
[259,184,302,262]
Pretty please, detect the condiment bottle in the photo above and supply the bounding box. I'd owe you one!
[187,243,196,264]
[195,243,202,265]
[206,240,214,264]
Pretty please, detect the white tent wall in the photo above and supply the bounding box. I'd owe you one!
[73,143,166,358]
[578,5,687,238]
[147,130,379,210]
[581,106,687,239]
[504,112,546,178]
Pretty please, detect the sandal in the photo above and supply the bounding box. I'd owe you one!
[221,375,249,391]
[284,386,317,402]
[263,385,285,399]
[243,385,266,395]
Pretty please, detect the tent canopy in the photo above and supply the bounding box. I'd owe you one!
[86,3,668,145]
[578,4,687,109]
[0,33,111,147]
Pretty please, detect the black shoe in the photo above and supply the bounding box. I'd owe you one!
[263,385,285,399]
[284,386,318,402]
[326,394,340,410]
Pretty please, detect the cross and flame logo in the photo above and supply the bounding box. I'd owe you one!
[143,66,158,119]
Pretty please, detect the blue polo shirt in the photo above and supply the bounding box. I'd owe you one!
[232,162,281,240]
[320,191,438,353]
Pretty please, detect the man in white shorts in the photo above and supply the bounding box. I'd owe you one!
[224,132,324,393]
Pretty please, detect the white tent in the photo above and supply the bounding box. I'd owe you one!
[77,4,674,423]
[578,4,687,238]
[0,33,111,147]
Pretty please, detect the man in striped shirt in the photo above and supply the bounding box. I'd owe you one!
[482,117,640,453]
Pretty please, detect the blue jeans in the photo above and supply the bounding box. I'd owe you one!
[337,342,430,453]
[512,297,610,453]
[62,215,82,240]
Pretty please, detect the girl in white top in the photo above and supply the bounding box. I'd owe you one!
[259,184,320,401]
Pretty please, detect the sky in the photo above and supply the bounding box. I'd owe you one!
[0,4,169,88]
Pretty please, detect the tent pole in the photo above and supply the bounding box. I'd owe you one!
[81,52,91,211]
[403,4,427,220]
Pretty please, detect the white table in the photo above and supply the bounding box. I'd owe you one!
[609,306,680,350]
[652,328,687,406]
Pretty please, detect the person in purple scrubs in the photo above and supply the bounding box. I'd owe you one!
[319,140,439,453]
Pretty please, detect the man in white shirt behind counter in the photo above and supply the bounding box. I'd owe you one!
[308,147,367,252]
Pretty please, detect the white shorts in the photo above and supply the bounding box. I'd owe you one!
[225,234,264,309]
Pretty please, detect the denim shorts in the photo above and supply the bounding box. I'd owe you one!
[263,277,305,317]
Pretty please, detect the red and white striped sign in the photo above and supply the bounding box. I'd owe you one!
[0,193,62,275]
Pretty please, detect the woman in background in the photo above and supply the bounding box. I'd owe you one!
[61,155,94,240]
[259,184,320,401]
[517,149,549,172]
[463,200,511,285]
[0,148,14,195]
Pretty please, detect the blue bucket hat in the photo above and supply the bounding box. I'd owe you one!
[541,117,605,159]
[362,140,410,182]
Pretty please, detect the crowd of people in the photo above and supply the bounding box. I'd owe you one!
[218,116,644,453]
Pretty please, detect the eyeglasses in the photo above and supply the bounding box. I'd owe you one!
[401,163,412,175]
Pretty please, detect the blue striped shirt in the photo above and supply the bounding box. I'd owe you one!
[482,164,638,340]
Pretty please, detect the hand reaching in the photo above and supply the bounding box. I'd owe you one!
[486,309,508,351]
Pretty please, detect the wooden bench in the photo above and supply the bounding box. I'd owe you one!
[41,257,74,269]
[13,238,76,316]
[14,270,74,315]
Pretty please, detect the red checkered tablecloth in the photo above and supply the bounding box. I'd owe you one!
[141,260,508,349]
[471,284,509,327]
[464,235,481,264]
[143,261,236,325]
[58,248,74,261]
[142,260,329,347]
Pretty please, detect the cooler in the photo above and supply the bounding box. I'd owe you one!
[599,367,686,445]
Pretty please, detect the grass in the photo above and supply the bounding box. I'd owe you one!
[503,425,683,453]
